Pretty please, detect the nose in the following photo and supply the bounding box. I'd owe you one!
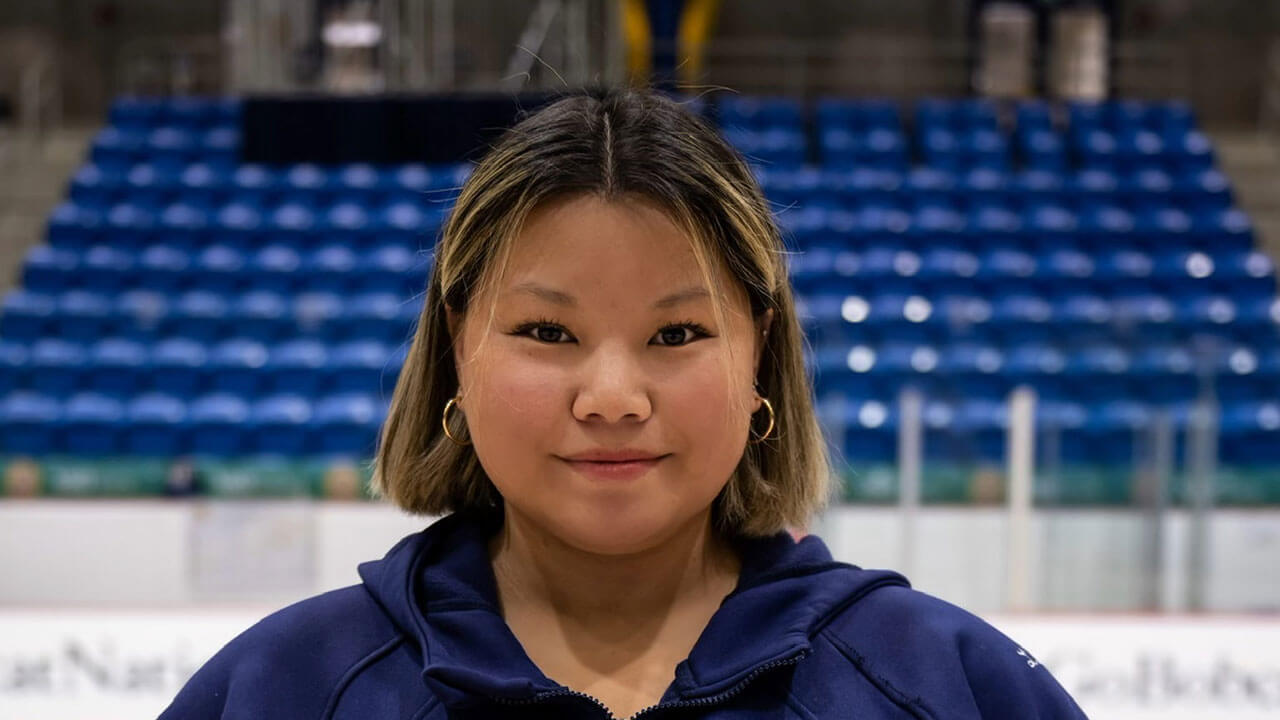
[571,341,653,424]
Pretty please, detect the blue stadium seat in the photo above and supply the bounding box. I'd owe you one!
[858,247,923,296]
[360,245,429,297]
[379,200,442,250]
[177,162,231,210]
[1017,129,1067,172]
[229,164,281,207]
[907,205,964,249]
[164,96,224,130]
[1178,295,1238,338]
[1221,401,1280,465]
[0,341,29,395]
[201,127,241,170]
[166,290,228,343]
[303,245,359,294]
[250,394,313,455]
[1135,206,1193,250]
[146,127,200,172]
[249,245,303,295]
[336,163,387,207]
[1024,203,1080,252]
[188,393,250,455]
[90,127,145,170]
[1213,345,1275,403]
[29,338,88,396]
[267,201,318,249]
[342,292,412,343]
[919,248,980,297]
[1111,294,1179,343]
[150,337,209,396]
[233,291,290,342]
[293,291,345,340]
[1078,205,1135,251]
[966,206,1023,251]
[327,340,394,394]
[1003,343,1068,401]
[192,245,246,294]
[123,163,178,210]
[313,393,386,457]
[265,339,329,396]
[4,289,57,341]
[936,343,1009,400]
[1191,207,1254,252]
[81,245,135,294]
[977,249,1038,297]
[136,245,192,293]
[113,289,168,341]
[68,164,119,210]
[324,201,376,248]
[21,245,78,294]
[109,96,164,131]
[281,163,334,206]
[103,201,158,250]
[159,202,212,249]
[1010,168,1066,205]
[989,295,1056,343]
[46,198,103,249]
[62,392,126,455]
[208,338,270,396]
[834,397,898,463]
[1041,249,1096,296]
[0,392,61,455]
[87,337,149,397]
[125,393,188,456]
[1174,168,1232,211]
[56,290,116,341]
[718,95,804,130]
[722,127,807,166]
[1062,344,1132,401]
[1055,294,1113,343]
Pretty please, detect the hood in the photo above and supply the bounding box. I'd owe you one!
[357,509,910,706]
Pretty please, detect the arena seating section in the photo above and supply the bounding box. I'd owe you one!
[2,93,1278,502]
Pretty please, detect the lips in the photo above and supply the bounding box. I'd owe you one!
[561,454,669,481]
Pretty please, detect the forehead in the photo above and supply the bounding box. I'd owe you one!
[496,194,738,301]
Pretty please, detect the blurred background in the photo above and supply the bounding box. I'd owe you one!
[2,1,1280,718]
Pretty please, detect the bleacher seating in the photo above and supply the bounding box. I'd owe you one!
[1,93,1278,503]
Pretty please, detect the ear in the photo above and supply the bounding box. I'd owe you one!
[445,303,467,384]
[753,308,775,378]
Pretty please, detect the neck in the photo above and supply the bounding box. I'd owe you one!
[487,506,742,634]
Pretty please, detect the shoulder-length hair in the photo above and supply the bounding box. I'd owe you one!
[371,87,833,537]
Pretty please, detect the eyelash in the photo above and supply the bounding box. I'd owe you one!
[511,316,713,346]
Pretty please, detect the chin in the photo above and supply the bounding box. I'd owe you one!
[565,497,720,557]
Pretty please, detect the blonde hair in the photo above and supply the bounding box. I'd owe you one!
[371,87,832,537]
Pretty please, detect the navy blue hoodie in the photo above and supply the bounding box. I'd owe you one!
[159,508,1089,719]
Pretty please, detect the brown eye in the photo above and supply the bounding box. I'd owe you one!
[653,323,711,346]
[657,326,691,346]
[532,325,570,343]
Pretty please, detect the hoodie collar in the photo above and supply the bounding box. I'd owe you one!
[358,509,909,705]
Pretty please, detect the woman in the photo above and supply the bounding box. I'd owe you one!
[161,88,1088,719]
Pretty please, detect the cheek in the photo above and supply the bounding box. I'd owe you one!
[462,349,565,450]
[664,354,754,455]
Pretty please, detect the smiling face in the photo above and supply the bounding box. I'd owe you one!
[446,193,773,555]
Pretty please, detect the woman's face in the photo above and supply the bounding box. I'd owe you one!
[447,194,772,555]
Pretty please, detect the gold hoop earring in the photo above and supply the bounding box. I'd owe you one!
[442,396,471,446]
[749,396,775,444]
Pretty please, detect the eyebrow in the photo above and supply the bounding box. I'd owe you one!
[507,282,711,309]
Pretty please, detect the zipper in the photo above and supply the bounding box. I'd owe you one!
[489,648,811,720]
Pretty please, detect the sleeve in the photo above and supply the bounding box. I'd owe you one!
[157,623,292,720]
[954,618,1091,719]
